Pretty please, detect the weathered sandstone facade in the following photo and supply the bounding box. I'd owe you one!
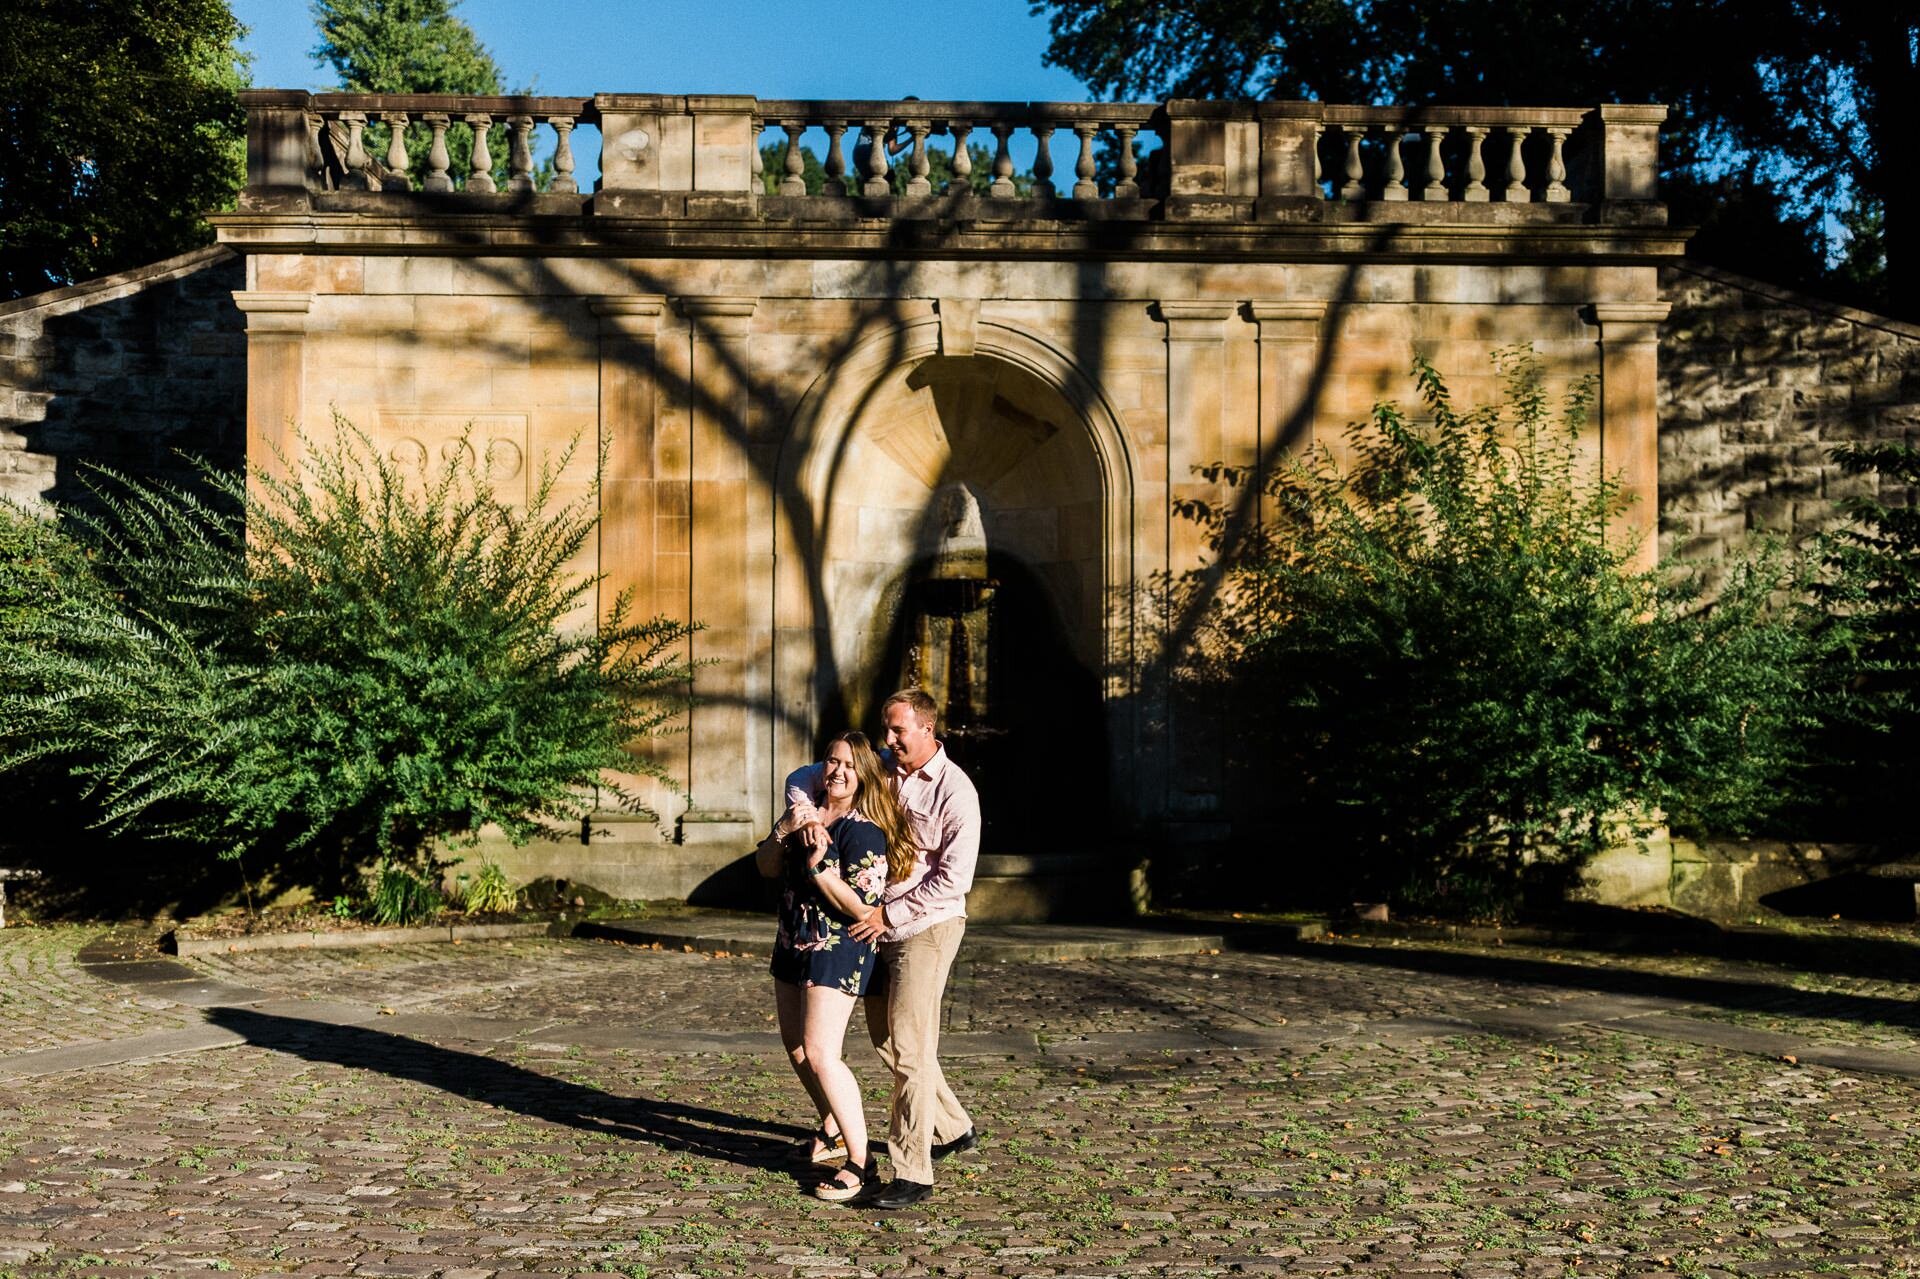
[13,91,1735,910]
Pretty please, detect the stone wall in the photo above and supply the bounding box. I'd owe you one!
[0,247,246,510]
[1658,262,1920,569]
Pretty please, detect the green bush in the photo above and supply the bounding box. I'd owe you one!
[367,856,445,925]
[0,420,696,902]
[454,859,519,916]
[1165,347,1820,918]
[1807,440,1920,837]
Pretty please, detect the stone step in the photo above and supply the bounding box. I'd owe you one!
[578,911,1224,962]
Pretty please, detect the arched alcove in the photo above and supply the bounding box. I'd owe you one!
[771,320,1135,849]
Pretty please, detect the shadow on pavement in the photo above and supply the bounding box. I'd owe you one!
[1264,937,1920,1034]
[205,1007,811,1174]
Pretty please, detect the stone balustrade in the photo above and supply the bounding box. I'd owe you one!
[237,91,1665,224]
[243,91,591,198]
[750,100,1163,202]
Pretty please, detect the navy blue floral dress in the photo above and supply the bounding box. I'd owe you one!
[770,815,889,995]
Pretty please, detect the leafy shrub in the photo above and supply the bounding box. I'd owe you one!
[0,420,696,902]
[1807,440,1920,837]
[367,857,444,925]
[455,860,519,916]
[1164,347,1819,917]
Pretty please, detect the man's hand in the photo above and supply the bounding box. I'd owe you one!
[790,799,830,857]
[847,903,887,943]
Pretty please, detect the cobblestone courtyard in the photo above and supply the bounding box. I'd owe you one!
[3,924,1920,1278]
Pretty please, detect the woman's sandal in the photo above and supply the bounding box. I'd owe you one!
[795,1125,846,1164]
[812,1154,874,1203]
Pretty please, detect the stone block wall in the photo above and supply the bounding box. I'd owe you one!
[0,247,246,510]
[1658,262,1920,570]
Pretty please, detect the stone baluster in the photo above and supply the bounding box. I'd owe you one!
[1031,124,1056,198]
[822,121,849,195]
[1544,125,1572,201]
[1503,125,1531,202]
[304,112,325,187]
[860,120,891,196]
[420,113,452,191]
[465,114,496,192]
[550,116,578,193]
[1420,125,1449,200]
[1072,123,1098,198]
[1462,125,1490,201]
[778,121,807,195]
[1380,125,1407,200]
[1312,123,1325,198]
[989,123,1017,197]
[380,112,410,191]
[948,123,973,193]
[1339,125,1366,199]
[507,115,536,192]
[905,120,933,195]
[1114,123,1140,198]
[340,110,376,190]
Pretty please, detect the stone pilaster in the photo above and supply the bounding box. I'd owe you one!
[1156,300,1239,829]
[233,291,311,486]
[1588,302,1671,571]
[1248,301,1328,524]
[590,295,681,828]
[591,297,668,622]
[1158,301,1238,568]
[679,297,759,848]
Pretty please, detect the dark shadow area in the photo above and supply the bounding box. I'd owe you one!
[0,776,248,922]
[1762,872,1920,924]
[205,1007,815,1174]
[865,551,1107,854]
[1233,929,1920,1034]
[14,251,247,510]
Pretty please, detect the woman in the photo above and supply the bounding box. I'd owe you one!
[757,730,916,1202]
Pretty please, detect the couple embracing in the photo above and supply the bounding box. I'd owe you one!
[754,688,980,1209]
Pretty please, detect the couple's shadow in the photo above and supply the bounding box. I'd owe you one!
[207,1007,854,1180]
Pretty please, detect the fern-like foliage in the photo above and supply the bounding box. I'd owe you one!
[0,418,695,894]
[1163,346,1822,918]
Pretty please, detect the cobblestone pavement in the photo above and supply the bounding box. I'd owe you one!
[0,926,190,1057]
[3,926,1919,1278]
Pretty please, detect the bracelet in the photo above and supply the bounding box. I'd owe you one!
[807,861,828,877]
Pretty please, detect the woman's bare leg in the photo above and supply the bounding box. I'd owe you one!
[802,983,868,1181]
[774,978,837,1144]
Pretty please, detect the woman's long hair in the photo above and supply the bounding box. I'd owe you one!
[831,730,918,883]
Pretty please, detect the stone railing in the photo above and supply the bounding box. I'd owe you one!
[237,91,1665,222]
[243,90,592,197]
[1268,102,1664,211]
[749,99,1163,202]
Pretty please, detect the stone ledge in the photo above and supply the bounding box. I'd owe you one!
[167,919,567,957]
[0,246,235,322]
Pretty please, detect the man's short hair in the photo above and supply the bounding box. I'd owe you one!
[881,687,938,730]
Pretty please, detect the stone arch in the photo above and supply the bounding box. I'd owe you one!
[768,315,1138,823]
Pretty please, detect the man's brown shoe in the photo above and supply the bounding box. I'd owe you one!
[865,1179,933,1210]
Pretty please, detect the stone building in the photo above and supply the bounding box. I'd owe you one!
[5,91,1914,915]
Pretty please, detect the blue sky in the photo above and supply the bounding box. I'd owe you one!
[230,0,1093,101]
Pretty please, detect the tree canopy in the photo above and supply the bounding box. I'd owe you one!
[310,0,505,94]
[310,0,518,187]
[1032,0,1914,317]
[0,0,249,300]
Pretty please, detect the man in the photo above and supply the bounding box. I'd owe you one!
[783,688,981,1209]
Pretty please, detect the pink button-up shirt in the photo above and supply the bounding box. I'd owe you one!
[783,744,981,942]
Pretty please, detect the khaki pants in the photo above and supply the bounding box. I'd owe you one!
[865,916,972,1185]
